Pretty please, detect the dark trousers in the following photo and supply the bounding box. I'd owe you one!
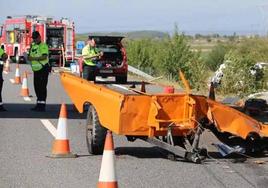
[83,65,96,82]
[0,65,3,103]
[0,79,3,103]
[33,67,49,102]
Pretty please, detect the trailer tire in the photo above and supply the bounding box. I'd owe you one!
[86,105,107,155]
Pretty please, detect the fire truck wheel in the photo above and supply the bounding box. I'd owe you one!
[86,105,107,155]
[15,51,20,63]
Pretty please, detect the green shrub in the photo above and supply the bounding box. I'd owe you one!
[205,43,231,71]
[220,50,258,97]
[126,26,209,91]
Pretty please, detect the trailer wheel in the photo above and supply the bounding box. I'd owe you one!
[86,105,107,155]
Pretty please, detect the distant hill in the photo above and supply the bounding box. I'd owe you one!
[75,30,169,41]
[125,30,169,39]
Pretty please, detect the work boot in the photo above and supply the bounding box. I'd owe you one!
[0,105,7,111]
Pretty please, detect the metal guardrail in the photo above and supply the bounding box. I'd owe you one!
[128,65,154,80]
[71,56,155,80]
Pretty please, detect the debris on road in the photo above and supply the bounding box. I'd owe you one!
[212,142,245,157]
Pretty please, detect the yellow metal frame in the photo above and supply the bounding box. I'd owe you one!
[60,72,268,140]
[60,72,205,137]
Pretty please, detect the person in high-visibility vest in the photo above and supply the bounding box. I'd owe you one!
[28,31,50,112]
[0,46,8,111]
[82,36,103,82]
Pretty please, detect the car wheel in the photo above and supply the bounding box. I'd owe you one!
[115,75,127,84]
[19,56,26,64]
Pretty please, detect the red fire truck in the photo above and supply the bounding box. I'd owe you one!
[0,15,75,66]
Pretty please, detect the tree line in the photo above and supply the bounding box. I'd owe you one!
[125,28,268,97]
[125,26,207,91]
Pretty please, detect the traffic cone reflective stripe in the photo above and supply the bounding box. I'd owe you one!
[49,103,77,158]
[98,131,118,188]
[14,64,21,84]
[54,105,68,140]
[20,72,29,97]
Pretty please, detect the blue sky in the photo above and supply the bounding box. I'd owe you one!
[1,0,268,35]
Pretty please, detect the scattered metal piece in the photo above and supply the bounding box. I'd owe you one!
[253,160,266,164]
[212,142,245,157]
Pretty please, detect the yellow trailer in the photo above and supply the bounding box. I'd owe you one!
[60,72,268,163]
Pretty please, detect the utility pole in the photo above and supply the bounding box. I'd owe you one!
[259,4,268,36]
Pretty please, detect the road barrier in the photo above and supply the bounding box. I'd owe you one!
[128,65,154,80]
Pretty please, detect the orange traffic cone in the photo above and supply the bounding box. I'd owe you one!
[163,86,175,93]
[14,64,21,84]
[140,81,146,92]
[49,104,77,158]
[20,72,29,97]
[4,56,11,73]
[98,131,118,188]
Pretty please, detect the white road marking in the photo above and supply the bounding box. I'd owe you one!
[9,79,15,84]
[23,97,31,101]
[40,119,57,138]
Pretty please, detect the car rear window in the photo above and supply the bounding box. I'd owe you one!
[97,45,120,53]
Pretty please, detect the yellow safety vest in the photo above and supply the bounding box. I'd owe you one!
[29,42,49,71]
[82,45,100,66]
[0,48,5,65]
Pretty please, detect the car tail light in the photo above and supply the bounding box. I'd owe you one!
[121,47,127,61]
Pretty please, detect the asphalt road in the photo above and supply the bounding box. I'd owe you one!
[0,64,267,188]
